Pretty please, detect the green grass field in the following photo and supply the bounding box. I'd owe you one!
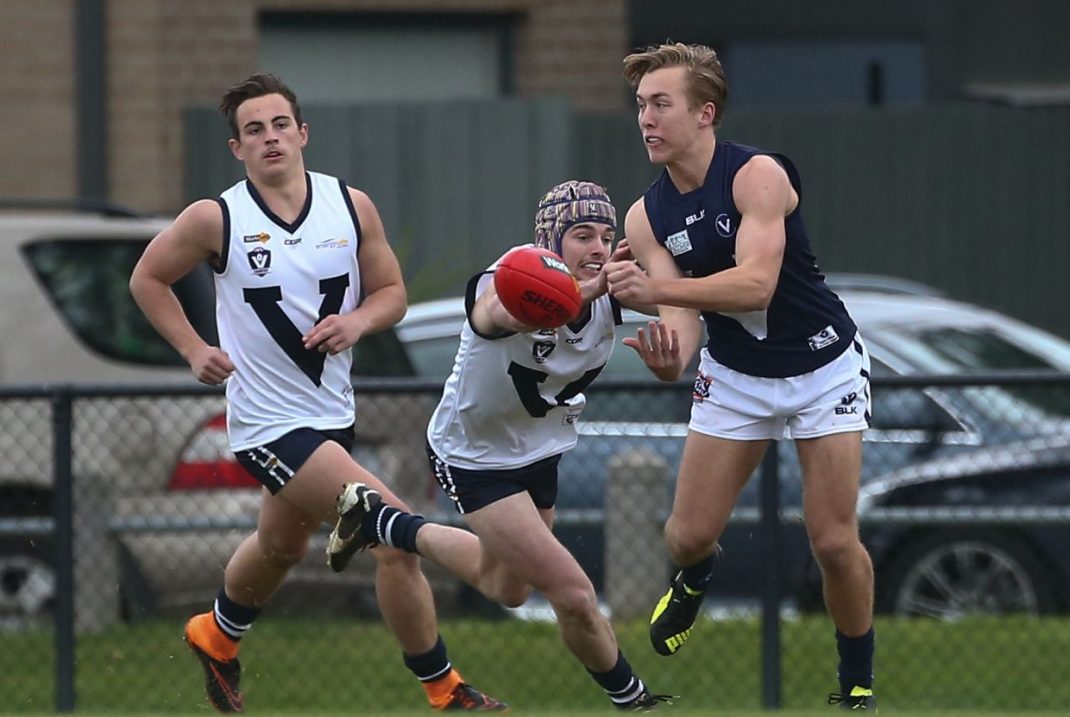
[0,713,1063,717]
[2,613,1068,713]
[0,714,1053,717]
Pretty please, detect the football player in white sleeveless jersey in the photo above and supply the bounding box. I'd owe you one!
[130,73,505,714]
[326,181,674,711]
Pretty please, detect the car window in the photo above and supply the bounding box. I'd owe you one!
[21,237,423,378]
[866,354,964,432]
[876,326,1070,420]
[917,327,1059,371]
[22,239,217,366]
[400,336,463,380]
[352,330,417,377]
[882,466,1070,507]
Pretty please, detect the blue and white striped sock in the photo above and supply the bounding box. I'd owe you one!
[587,650,648,709]
[363,504,427,554]
[213,588,261,641]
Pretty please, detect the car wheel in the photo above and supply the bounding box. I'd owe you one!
[880,530,1054,618]
[0,541,55,626]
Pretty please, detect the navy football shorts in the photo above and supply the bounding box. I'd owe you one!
[236,425,355,494]
[426,444,560,514]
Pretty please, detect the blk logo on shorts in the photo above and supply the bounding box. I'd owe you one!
[835,391,859,415]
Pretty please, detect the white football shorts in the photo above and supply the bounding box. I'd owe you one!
[689,337,871,441]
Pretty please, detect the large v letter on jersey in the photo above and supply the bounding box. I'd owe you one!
[243,273,351,387]
[507,363,606,418]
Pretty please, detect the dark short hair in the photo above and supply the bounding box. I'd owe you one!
[219,73,303,139]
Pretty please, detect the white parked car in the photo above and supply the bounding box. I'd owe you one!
[0,207,425,626]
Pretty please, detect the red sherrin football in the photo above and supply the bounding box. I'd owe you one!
[493,246,582,329]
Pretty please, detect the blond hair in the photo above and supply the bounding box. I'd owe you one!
[623,42,728,128]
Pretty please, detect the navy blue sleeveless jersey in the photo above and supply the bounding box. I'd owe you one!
[643,140,856,378]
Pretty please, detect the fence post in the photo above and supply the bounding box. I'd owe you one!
[605,448,669,620]
[72,466,119,633]
[52,389,75,712]
[759,442,782,709]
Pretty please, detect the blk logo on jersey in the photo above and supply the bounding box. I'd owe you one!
[715,213,734,237]
[247,247,271,277]
[685,209,705,226]
[532,340,556,364]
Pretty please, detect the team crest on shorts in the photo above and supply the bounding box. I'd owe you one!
[692,373,712,402]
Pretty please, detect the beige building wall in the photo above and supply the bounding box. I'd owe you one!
[0,1,78,200]
[2,0,628,214]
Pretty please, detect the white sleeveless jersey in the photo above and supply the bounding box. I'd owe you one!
[214,172,362,450]
[428,258,619,470]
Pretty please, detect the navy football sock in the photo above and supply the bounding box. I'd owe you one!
[361,504,426,554]
[404,635,452,682]
[587,650,647,708]
[679,553,716,591]
[836,627,875,691]
[213,588,261,641]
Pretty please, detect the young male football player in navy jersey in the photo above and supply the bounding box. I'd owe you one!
[605,43,877,711]
[129,73,504,714]
[326,181,673,711]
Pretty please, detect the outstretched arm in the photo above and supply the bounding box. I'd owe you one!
[469,253,541,336]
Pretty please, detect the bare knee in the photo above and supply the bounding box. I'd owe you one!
[372,545,422,573]
[495,583,533,609]
[257,531,310,569]
[664,517,719,565]
[547,582,601,626]
[476,566,533,608]
[809,529,866,573]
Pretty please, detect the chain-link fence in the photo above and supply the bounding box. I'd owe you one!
[3,374,1070,712]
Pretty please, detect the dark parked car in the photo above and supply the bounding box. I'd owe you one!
[386,279,1070,618]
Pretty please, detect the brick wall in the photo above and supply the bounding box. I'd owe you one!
[0,1,77,200]
[2,0,627,213]
[106,0,258,211]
